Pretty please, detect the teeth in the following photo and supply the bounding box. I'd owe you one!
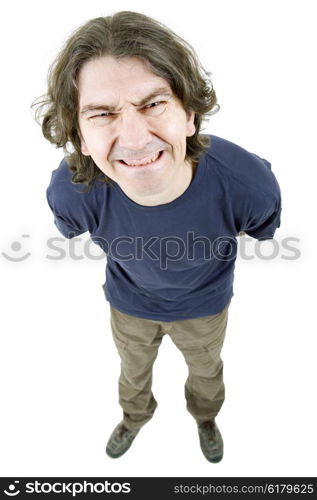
[123,152,160,166]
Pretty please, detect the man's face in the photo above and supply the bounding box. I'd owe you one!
[78,56,195,201]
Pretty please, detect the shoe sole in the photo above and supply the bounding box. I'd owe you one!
[203,453,223,463]
[106,447,131,459]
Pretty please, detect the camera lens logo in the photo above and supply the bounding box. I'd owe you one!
[4,481,20,496]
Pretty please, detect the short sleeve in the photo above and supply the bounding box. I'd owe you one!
[243,192,281,240]
[46,160,89,239]
[46,189,87,238]
[231,157,282,241]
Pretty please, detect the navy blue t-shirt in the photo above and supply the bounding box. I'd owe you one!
[46,135,281,321]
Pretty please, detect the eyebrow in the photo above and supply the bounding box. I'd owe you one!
[79,87,172,116]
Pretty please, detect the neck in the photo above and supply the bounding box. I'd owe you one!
[122,161,195,206]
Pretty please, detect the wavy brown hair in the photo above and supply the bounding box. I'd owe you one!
[32,11,219,188]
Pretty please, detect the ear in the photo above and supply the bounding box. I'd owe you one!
[186,110,196,137]
[80,137,90,156]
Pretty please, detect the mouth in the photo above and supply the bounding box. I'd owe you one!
[117,150,164,168]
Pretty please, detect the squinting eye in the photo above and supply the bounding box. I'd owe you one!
[144,101,163,110]
[146,101,161,108]
[90,112,111,119]
[88,112,115,126]
[143,101,167,116]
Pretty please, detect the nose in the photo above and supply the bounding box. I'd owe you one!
[116,108,153,152]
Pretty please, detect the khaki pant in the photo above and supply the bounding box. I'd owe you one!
[110,303,230,431]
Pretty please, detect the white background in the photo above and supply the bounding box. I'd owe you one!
[0,0,316,478]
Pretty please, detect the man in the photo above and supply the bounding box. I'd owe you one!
[33,11,281,463]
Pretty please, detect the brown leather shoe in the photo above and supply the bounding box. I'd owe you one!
[197,420,223,463]
[106,422,140,458]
